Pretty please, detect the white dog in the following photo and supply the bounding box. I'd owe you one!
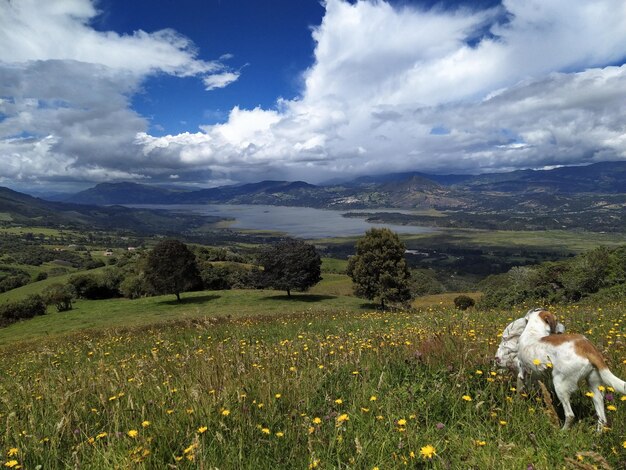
[495,308,565,372]
[517,309,626,431]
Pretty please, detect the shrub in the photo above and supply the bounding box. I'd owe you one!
[0,294,47,327]
[453,295,475,310]
[42,283,76,312]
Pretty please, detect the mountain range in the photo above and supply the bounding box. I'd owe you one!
[53,160,626,209]
[3,161,626,233]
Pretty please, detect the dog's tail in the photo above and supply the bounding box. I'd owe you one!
[578,339,626,394]
[599,369,626,394]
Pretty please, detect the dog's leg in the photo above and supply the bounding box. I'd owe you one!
[588,370,608,432]
[553,374,575,430]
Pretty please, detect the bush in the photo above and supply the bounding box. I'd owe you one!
[42,283,76,312]
[454,295,475,310]
[69,270,122,300]
[0,294,47,327]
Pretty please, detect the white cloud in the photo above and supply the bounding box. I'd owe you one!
[2,0,626,189]
[139,0,626,182]
[203,71,241,90]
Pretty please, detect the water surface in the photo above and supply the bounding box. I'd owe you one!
[135,204,435,239]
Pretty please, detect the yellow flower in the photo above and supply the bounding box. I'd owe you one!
[197,426,208,434]
[420,444,436,459]
[623,441,626,449]
[261,428,271,435]
[7,449,18,457]
[397,418,407,426]
[336,413,350,425]
[312,417,322,424]
[462,395,472,402]
[141,420,151,428]
[475,440,486,446]
[585,392,595,398]
[532,359,541,365]
[370,395,377,401]
[275,394,281,399]
[499,420,507,426]
[4,461,18,468]
[275,432,284,437]
[334,398,343,405]
[607,405,617,411]
[127,430,139,438]
[475,370,483,375]
[598,385,606,392]
[96,432,107,439]
[221,409,231,416]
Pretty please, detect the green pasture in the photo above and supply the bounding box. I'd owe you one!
[1,297,625,468]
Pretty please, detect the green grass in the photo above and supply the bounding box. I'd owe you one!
[0,266,107,303]
[0,288,370,346]
[1,300,625,468]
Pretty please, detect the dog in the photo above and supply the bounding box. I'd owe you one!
[495,308,565,372]
[516,309,626,431]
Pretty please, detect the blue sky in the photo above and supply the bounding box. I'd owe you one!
[1,0,626,191]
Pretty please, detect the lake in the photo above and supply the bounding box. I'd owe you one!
[133,204,435,239]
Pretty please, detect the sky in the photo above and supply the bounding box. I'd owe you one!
[1,0,626,193]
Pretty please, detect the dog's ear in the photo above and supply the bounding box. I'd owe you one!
[538,311,557,334]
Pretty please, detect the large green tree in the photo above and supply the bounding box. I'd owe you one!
[258,238,322,297]
[144,239,201,301]
[347,228,412,309]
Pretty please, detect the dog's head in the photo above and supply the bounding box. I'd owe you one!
[535,309,558,334]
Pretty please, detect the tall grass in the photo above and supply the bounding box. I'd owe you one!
[1,301,625,468]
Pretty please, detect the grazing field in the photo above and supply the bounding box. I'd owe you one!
[1,298,625,468]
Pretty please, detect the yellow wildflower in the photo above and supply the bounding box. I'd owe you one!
[420,444,436,459]
[462,395,472,402]
[127,430,138,438]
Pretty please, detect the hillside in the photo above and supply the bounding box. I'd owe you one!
[0,186,220,234]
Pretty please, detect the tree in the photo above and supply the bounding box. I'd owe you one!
[43,283,75,312]
[144,239,201,301]
[258,239,322,296]
[347,228,412,309]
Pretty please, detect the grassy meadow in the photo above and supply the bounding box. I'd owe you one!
[1,293,626,468]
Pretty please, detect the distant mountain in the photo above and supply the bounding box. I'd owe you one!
[0,186,217,234]
[453,161,626,193]
[46,160,626,213]
[65,182,184,205]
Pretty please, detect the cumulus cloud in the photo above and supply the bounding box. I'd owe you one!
[0,0,239,189]
[138,0,626,182]
[2,0,626,189]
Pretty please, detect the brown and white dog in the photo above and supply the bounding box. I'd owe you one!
[516,309,626,431]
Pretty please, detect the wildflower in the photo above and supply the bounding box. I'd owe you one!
[532,359,541,366]
[585,392,595,398]
[397,418,407,426]
[127,430,139,438]
[623,441,626,449]
[336,413,350,425]
[141,421,151,428]
[499,420,507,426]
[6,449,18,458]
[183,443,196,454]
[352,370,359,375]
[197,426,208,434]
[221,409,231,416]
[420,444,436,459]
[475,370,483,375]
[312,417,322,424]
[370,395,377,401]
[475,440,486,446]
[462,395,472,402]
[4,461,18,468]
[607,405,617,411]
[261,428,271,435]
[96,432,107,439]
[275,432,284,437]
[275,394,281,399]
[334,398,343,405]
